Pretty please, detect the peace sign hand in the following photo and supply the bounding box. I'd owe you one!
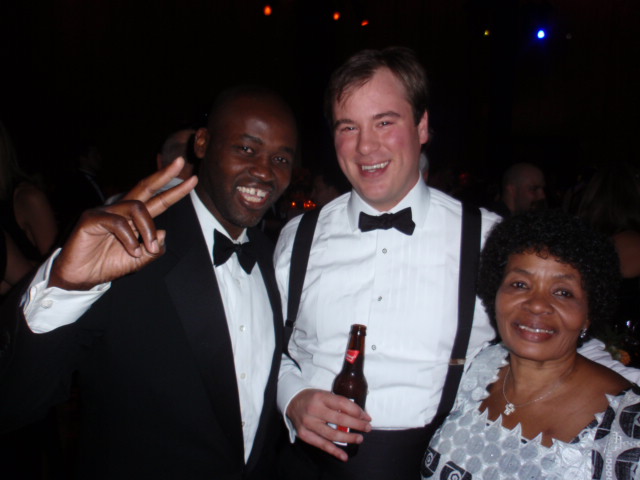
[49,158,198,290]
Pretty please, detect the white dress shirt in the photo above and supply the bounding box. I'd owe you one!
[275,179,640,441]
[22,190,274,462]
[275,179,501,433]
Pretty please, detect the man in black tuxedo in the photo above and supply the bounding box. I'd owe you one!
[0,86,297,479]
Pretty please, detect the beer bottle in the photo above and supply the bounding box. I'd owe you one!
[331,324,368,457]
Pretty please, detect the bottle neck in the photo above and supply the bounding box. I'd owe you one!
[341,333,365,372]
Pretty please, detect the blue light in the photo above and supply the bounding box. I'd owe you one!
[537,29,546,39]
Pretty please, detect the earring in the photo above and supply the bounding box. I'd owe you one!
[579,328,588,339]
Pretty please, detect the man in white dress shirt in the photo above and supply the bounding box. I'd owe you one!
[0,86,297,479]
[274,47,637,480]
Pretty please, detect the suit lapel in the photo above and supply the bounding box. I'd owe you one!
[160,198,244,463]
[245,228,284,471]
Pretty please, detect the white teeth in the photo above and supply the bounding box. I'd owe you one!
[518,324,555,334]
[361,161,389,172]
[237,186,268,202]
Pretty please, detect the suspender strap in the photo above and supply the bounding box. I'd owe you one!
[430,203,482,430]
[284,208,322,355]
[284,202,482,426]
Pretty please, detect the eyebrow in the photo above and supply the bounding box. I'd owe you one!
[373,111,401,120]
[333,111,402,131]
[510,267,579,281]
[241,133,295,156]
[241,134,263,145]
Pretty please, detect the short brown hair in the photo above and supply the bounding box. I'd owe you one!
[324,46,429,127]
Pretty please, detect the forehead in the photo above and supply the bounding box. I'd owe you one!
[334,68,411,116]
[507,251,582,279]
[214,95,297,143]
[519,168,544,186]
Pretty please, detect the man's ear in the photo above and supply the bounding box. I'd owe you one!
[194,128,209,159]
[418,111,429,145]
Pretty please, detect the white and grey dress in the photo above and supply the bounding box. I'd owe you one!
[422,344,640,480]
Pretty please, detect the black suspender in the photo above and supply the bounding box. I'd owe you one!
[284,203,482,427]
[284,207,321,356]
[430,203,481,431]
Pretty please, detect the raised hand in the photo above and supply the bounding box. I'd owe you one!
[286,388,372,462]
[49,158,198,290]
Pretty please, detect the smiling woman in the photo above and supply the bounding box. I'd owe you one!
[423,210,640,480]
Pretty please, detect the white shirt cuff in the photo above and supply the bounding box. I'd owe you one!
[22,249,111,334]
[277,364,314,443]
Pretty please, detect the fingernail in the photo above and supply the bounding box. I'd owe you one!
[134,247,142,257]
[151,239,159,253]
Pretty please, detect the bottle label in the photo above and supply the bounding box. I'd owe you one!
[345,349,359,364]
[329,398,355,446]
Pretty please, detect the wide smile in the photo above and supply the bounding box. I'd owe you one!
[236,185,271,206]
[517,324,555,335]
[360,160,390,174]
[512,321,556,341]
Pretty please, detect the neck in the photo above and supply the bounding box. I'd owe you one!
[194,186,244,240]
[506,350,580,396]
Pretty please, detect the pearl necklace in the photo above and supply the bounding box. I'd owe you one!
[502,365,572,416]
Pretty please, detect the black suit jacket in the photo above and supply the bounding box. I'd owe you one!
[0,197,284,479]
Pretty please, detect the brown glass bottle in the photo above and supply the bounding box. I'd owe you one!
[331,324,368,457]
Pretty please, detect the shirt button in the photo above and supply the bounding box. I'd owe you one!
[239,325,246,332]
[240,373,246,380]
[372,345,377,351]
[382,248,388,254]
[41,299,53,309]
[377,296,382,302]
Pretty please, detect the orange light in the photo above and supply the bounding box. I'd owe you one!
[290,201,297,208]
[483,29,490,36]
[361,19,369,27]
[304,200,317,210]
[333,12,340,21]
[264,5,272,16]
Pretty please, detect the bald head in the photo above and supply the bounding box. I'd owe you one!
[502,163,546,215]
[192,86,297,238]
[207,86,296,137]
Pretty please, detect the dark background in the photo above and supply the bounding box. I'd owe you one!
[1,0,638,198]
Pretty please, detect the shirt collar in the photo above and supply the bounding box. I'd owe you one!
[346,177,430,231]
[190,190,248,249]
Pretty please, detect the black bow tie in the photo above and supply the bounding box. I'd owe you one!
[358,207,415,236]
[213,230,257,274]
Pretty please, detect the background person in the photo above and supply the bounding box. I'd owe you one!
[489,162,546,217]
[577,163,640,364]
[0,228,33,297]
[0,119,58,261]
[105,127,198,205]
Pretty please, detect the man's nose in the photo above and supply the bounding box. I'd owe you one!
[249,155,275,181]
[356,128,380,156]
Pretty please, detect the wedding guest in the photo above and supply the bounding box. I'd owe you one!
[0,86,297,479]
[423,210,640,480]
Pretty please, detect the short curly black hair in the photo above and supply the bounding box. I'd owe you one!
[477,209,621,335]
